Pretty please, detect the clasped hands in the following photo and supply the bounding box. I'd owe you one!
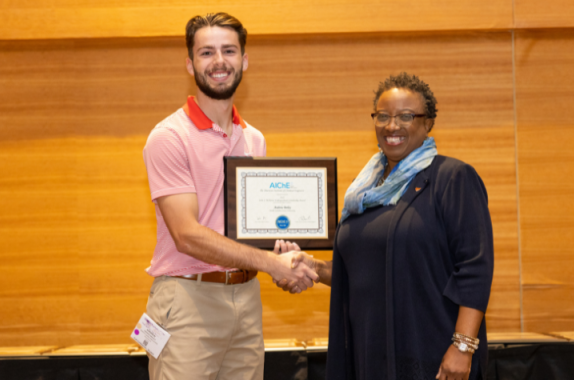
[272,240,318,294]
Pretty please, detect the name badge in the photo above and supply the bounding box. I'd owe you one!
[130,313,171,359]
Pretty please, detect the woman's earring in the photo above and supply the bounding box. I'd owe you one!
[378,144,383,153]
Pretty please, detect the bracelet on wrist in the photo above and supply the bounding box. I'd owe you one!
[454,332,480,344]
[452,336,478,350]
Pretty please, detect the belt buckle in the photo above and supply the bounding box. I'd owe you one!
[225,269,249,285]
[225,270,247,285]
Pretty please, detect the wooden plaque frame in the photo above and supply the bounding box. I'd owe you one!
[224,157,338,250]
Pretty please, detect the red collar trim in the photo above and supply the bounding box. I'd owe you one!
[183,96,246,130]
[232,104,247,129]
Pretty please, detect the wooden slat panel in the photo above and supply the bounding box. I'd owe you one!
[515,0,574,29]
[0,31,519,346]
[302,332,567,347]
[245,31,518,336]
[0,0,513,40]
[77,137,155,344]
[487,332,565,343]
[549,332,574,341]
[515,29,574,332]
[240,32,514,133]
[0,37,189,346]
[47,344,137,356]
[0,346,57,356]
[0,138,80,346]
[0,38,189,141]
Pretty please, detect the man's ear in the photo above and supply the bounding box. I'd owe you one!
[185,57,195,77]
[242,52,249,72]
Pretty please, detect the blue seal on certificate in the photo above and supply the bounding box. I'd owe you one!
[275,216,290,230]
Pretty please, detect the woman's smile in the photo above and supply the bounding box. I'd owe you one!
[375,88,433,171]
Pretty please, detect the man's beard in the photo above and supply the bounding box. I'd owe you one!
[193,65,243,100]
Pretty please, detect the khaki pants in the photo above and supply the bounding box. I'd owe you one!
[146,275,264,380]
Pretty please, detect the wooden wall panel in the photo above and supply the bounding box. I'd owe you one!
[515,0,574,29]
[515,29,574,332]
[239,31,519,338]
[77,136,156,343]
[0,0,513,40]
[0,139,80,346]
[0,38,191,141]
[0,30,519,346]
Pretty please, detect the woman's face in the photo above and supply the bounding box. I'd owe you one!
[374,88,434,169]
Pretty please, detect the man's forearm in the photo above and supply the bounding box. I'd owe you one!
[173,222,278,274]
[172,222,318,289]
[156,192,317,287]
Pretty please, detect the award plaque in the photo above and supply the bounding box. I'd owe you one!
[224,157,338,250]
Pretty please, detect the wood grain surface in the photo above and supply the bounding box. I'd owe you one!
[0,0,512,40]
[0,30,521,346]
[515,29,574,332]
[515,0,574,29]
[246,31,520,335]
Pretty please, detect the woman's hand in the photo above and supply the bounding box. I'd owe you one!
[437,306,483,379]
[272,240,333,290]
[436,344,472,380]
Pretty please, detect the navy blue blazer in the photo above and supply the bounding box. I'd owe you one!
[327,155,494,380]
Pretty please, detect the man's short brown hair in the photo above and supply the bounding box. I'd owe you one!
[185,13,247,59]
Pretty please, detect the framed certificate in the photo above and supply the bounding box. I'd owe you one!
[224,157,338,250]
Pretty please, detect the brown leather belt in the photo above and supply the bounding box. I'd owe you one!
[175,270,257,285]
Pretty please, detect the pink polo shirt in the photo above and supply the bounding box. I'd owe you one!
[143,96,266,277]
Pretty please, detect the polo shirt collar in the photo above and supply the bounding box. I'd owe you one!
[183,96,246,130]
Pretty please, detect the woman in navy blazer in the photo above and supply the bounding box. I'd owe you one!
[278,73,494,380]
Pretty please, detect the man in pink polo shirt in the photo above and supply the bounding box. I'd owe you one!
[142,12,318,380]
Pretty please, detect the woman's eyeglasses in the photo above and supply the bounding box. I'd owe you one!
[371,112,426,127]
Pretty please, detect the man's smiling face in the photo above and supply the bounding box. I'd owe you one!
[187,26,248,100]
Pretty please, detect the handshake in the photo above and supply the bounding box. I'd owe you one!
[270,240,322,294]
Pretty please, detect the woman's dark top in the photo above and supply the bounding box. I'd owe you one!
[337,205,394,378]
[327,155,494,380]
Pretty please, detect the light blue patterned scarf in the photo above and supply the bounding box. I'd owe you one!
[340,137,437,223]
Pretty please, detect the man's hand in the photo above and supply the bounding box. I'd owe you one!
[271,240,317,294]
[269,250,318,293]
[436,344,472,380]
[275,251,320,293]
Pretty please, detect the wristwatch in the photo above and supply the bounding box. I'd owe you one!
[453,341,475,354]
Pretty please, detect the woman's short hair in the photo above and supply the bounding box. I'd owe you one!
[185,13,247,59]
[373,72,438,119]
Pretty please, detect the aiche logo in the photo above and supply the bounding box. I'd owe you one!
[275,216,290,230]
[269,182,292,189]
